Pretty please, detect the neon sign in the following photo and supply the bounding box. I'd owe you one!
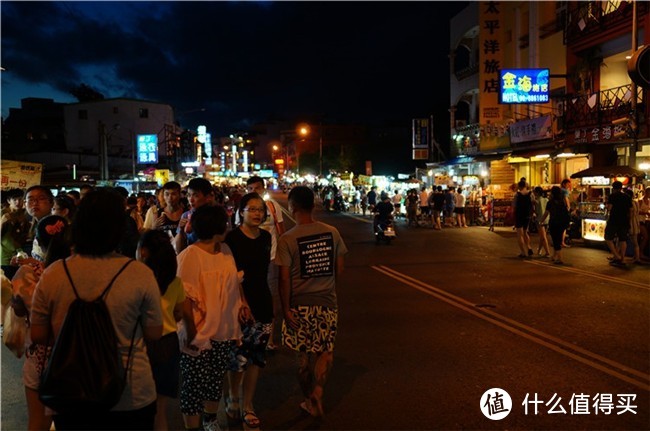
[499,68,550,104]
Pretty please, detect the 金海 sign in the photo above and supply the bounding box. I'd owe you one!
[499,68,550,104]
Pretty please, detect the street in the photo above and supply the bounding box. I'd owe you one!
[2,192,649,430]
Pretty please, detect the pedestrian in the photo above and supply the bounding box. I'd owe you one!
[23,186,55,258]
[532,186,551,257]
[429,186,445,230]
[241,176,285,351]
[443,187,455,227]
[367,186,377,213]
[360,188,368,216]
[539,186,571,264]
[11,215,71,431]
[174,178,215,254]
[513,179,533,258]
[1,189,30,277]
[136,230,185,431]
[276,186,348,417]
[225,193,273,428]
[560,179,573,247]
[603,181,633,266]
[51,195,76,223]
[392,189,402,219]
[144,181,184,244]
[30,188,163,430]
[623,188,642,264]
[454,187,468,228]
[405,189,419,227]
[176,205,250,431]
[638,187,650,258]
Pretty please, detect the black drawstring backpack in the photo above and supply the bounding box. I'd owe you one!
[39,259,139,414]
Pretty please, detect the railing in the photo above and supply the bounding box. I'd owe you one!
[564,1,646,45]
[563,84,646,130]
[454,63,479,81]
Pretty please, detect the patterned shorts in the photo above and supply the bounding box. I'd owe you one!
[228,321,272,371]
[282,305,337,353]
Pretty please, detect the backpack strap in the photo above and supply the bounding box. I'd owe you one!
[62,258,134,302]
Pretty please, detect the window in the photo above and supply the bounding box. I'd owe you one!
[139,108,149,118]
[78,109,88,120]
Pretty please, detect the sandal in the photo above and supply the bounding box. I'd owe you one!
[225,397,240,420]
[242,410,261,428]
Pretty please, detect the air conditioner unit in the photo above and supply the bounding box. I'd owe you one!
[455,120,467,128]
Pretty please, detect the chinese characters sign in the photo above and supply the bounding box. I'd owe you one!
[412,118,430,160]
[510,115,553,144]
[298,233,335,278]
[1,160,43,191]
[479,1,503,122]
[500,68,550,104]
[137,134,158,164]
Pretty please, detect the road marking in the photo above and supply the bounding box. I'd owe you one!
[524,259,650,290]
[371,264,650,391]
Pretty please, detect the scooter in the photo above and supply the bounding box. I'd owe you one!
[374,216,396,244]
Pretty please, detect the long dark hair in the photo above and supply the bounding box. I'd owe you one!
[36,215,72,267]
[137,230,177,295]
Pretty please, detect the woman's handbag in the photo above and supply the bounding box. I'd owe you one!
[3,297,27,358]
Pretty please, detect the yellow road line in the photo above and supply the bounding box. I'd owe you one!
[524,259,650,290]
[372,264,650,391]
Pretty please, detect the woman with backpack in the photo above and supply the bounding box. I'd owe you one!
[30,188,163,430]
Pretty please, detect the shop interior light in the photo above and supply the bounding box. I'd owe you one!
[556,152,576,158]
[639,162,650,170]
[533,154,550,159]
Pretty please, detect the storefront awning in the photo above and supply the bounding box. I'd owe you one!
[570,166,647,179]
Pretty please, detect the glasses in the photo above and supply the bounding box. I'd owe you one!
[26,196,50,204]
[243,207,265,214]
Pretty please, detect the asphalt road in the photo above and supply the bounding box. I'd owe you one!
[2,191,649,430]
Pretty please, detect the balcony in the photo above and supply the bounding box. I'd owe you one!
[563,84,646,132]
[564,1,647,46]
[454,63,479,81]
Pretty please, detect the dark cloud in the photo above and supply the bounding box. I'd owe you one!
[2,1,468,172]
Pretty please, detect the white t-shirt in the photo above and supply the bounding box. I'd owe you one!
[176,244,243,354]
[455,193,466,208]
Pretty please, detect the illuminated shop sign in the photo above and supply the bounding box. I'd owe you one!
[499,68,550,104]
[137,134,158,164]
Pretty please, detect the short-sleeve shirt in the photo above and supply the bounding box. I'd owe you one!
[176,245,243,351]
[176,209,198,246]
[235,199,284,260]
[607,191,632,226]
[31,255,163,411]
[225,228,273,323]
[161,277,185,336]
[276,222,348,309]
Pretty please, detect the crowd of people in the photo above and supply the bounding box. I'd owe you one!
[0,176,347,431]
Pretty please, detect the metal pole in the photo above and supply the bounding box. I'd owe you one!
[98,121,106,181]
[319,121,323,176]
[630,0,638,165]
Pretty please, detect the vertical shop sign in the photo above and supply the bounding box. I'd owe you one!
[479,1,503,122]
[412,118,430,160]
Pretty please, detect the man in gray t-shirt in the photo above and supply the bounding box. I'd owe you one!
[276,186,347,418]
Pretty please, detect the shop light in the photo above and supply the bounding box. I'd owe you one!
[639,162,650,170]
[533,154,550,159]
[556,152,576,158]
[480,170,488,177]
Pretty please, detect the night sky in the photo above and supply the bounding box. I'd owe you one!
[1,1,468,174]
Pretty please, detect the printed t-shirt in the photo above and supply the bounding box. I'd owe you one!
[276,222,348,309]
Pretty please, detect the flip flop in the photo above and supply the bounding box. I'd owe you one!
[242,410,260,428]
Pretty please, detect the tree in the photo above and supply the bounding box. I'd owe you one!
[70,83,105,102]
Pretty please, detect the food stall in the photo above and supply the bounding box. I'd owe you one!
[570,166,646,242]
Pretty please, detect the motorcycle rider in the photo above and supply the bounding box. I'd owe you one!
[373,192,395,235]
